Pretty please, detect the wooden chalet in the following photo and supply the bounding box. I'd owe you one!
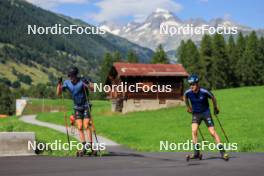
[105,62,189,113]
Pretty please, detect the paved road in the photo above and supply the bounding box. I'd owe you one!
[15,115,263,176]
[1,152,263,176]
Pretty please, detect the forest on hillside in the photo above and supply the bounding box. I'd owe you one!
[177,31,264,89]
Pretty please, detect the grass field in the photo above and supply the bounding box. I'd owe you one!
[34,86,264,152]
[0,59,62,88]
[0,116,78,156]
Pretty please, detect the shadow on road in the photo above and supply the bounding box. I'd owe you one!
[204,155,236,161]
[104,151,183,162]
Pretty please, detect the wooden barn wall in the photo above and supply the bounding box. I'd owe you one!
[108,76,184,100]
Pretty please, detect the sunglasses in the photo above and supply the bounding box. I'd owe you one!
[189,83,197,86]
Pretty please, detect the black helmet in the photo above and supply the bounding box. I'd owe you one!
[188,74,199,84]
[68,67,79,77]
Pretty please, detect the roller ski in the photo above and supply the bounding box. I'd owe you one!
[76,150,85,157]
[87,149,98,157]
[186,143,202,162]
[76,143,98,157]
[76,142,89,157]
[76,149,98,157]
[186,153,203,162]
[220,150,229,161]
[219,144,229,161]
[84,142,98,157]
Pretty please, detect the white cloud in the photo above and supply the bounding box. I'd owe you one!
[90,0,183,22]
[26,0,89,9]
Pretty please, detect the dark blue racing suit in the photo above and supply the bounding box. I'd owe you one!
[62,78,91,119]
[184,88,214,127]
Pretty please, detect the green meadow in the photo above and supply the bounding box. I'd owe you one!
[0,116,78,156]
[33,86,264,152]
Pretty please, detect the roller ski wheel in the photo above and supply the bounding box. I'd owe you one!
[76,150,85,157]
[87,150,98,157]
[222,153,229,161]
[186,153,202,162]
[92,150,98,156]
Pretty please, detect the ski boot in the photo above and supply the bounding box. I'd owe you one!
[76,150,85,157]
[87,142,98,157]
[220,151,229,161]
[186,153,203,162]
[76,142,88,157]
[87,149,98,157]
[219,144,229,161]
[80,142,97,157]
[76,146,87,157]
[186,143,202,162]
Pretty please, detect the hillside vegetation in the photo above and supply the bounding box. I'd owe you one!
[0,0,153,86]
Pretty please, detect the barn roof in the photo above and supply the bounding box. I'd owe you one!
[113,62,189,77]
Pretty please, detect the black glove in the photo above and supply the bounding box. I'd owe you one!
[89,103,92,110]
[58,77,63,84]
[214,107,220,115]
[82,77,93,84]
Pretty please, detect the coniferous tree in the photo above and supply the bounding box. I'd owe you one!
[227,35,239,87]
[185,40,201,75]
[235,32,246,85]
[257,37,264,84]
[177,31,263,89]
[177,40,187,65]
[178,40,203,87]
[241,31,258,86]
[211,34,228,89]
[127,50,139,63]
[0,83,15,115]
[199,34,213,88]
[112,51,122,62]
[178,40,201,73]
[100,53,114,83]
[151,44,169,64]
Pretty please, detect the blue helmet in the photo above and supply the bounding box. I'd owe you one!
[68,67,79,77]
[188,74,199,84]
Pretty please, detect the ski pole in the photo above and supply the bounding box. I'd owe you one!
[91,121,100,148]
[90,116,101,155]
[198,127,205,141]
[82,84,101,154]
[215,115,230,143]
[61,91,70,147]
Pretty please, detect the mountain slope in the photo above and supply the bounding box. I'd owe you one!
[100,8,264,52]
[0,0,153,86]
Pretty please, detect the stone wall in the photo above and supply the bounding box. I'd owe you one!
[0,132,35,156]
[121,99,185,114]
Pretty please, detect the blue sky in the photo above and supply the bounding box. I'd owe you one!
[27,0,264,28]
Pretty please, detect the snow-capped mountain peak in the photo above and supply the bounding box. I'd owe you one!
[146,8,181,23]
[99,9,255,52]
[155,8,170,13]
[99,21,122,35]
[209,18,251,31]
[152,8,174,20]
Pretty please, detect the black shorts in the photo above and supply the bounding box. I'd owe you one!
[74,108,91,120]
[192,109,214,127]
